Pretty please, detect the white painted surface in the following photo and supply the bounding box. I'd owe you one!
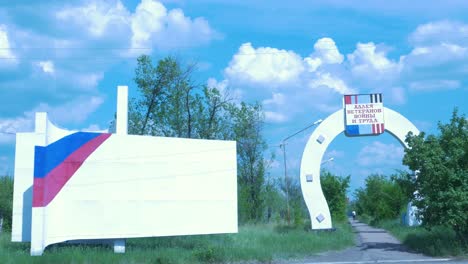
[11,133,36,242]
[30,128,237,255]
[116,86,128,135]
[300,110,343,229]
[300,107,419,229]
[43,134,237,245]
[13,111,237,255]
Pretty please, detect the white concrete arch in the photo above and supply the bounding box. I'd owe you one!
[300,107,419,229]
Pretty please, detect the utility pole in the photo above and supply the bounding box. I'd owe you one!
[281,119,322,225]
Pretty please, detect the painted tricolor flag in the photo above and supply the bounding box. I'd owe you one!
[344,94,385,136]
[33,132,111,207]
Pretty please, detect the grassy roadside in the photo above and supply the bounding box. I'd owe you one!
[0,222,354,264]
[370,219,467,257]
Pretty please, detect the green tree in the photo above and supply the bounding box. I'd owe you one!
[403,109,468,237]
[0,175,13,232]
[390,170,415,202]
[230,102,267,223]
[321,171,350,222]
[129,55,234,140]
[131,55,181,136]
[197,86,233,140]
[263,176,285,223]
[354,174,407,223]
[277,176,308,226]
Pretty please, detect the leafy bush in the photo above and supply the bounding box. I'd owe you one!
[378,220,468,257]
[404,109,468,237]
[0,175,13,232]
[354,174,407,223]
[357,214,372,224]
[321,171,350,222]
[404,226,466,256]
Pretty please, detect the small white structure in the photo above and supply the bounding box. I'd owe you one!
[300,94,419,229]
[11,86,238,255]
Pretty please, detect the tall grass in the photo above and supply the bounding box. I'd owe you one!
[0,222,354,264]
[377,219,467,257]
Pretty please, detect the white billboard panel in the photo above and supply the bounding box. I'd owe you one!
[12,87,238,255]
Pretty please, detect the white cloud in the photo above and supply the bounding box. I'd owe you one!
[304,57,322,72]
[37,60,55,74]
[0,96,104,144]
[348,42,400,81]
[357,141,404,167]
[0,25,17,66]
[56,0,130,38]
[225,42,304,85]
[56,0,216,53]
[132,2,216,51]
[219,21,468,126]
[264,111,288,123]
[304,38,343,72]
[311,37,344,64]
[131,0,167,49]
[402,21,468,77]
[409,80,460,91]
[34,96,104,124]
[0,116,34,144]
[206,77,243,102]
[207,77,229,94]
[263,92,285,106]
[325,149,345,159]
[222,39,352,123]
[404,43,467,68]
[309,72,354,94]
[409,20,468,46]
[75,72,104,89]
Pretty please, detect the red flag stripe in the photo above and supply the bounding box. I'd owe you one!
[345,95,351,104]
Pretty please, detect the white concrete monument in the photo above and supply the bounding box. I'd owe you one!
[12,86,238,255]
[300,94,419,230]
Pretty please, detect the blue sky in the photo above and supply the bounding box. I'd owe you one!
[0,0,467,195]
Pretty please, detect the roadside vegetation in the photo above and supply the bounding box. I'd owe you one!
[0,222,354,264]
[0,175,13,233]
[352,109,468,257]
[378,220,466,257]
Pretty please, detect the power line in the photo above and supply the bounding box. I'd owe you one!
[0,40,415,61]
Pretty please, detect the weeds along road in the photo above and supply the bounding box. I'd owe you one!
[276,219,466,264]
